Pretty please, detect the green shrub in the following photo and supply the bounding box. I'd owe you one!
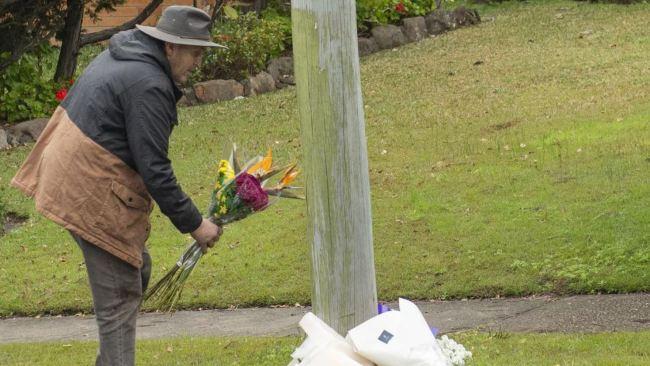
[0,43,105,124]
[356,0,442,30]
[75,44,105,78]
[0,44,63,123]
[196,10,292,82]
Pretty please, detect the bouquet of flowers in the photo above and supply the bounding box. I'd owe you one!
[144,145,303,311]
[288,299,473,366]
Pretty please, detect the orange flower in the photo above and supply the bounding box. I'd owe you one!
[247,148,273,176]
[279,164,299,187]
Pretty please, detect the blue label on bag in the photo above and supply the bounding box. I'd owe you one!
[378,330,394,344]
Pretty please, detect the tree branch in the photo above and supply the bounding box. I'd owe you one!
[80,0,164,46]
[210,0,225,27]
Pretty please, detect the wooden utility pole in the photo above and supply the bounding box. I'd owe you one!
[291,0,377,334]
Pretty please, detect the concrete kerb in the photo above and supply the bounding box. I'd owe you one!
[1,294,648,344]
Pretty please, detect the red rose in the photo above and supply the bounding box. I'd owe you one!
[55,88,68,102]
[395,2,406,14]
[235,173,269,211]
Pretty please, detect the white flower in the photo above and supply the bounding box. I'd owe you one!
[437,335,473,366]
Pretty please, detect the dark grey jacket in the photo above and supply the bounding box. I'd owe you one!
[62,29,202,233]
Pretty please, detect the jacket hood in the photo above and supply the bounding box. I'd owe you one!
[109,29,182,100]
[109,29,173,79]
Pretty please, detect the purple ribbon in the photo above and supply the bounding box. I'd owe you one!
[378,303,392,314]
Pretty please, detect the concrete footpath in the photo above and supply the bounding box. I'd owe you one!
[1,294,648,344]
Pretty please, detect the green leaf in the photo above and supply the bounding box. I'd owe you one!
[223,5,239,20]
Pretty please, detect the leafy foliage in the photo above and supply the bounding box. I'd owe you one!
[195,9,291,81]
[0,45,63,123]
[356,0,443,30]
[86,0,128,20]
[0,0,127,73]
[0,0,66,72]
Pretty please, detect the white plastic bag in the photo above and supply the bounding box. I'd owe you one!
[288,312,375,366]
[295,340,371,366]
[346,298,451,366]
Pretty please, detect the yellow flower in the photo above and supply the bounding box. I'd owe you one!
[219,160,235,179]
[215,160,235,190]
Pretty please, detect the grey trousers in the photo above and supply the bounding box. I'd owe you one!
[71,233,151,366]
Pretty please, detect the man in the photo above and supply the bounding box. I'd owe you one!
[11,6,224,365]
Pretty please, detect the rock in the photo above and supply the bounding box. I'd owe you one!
[243,71,276,97]
[267,57,294,88]
[6,117,49,145]
[193,80,244,104]
[254,71,277,94]
[241,78,254,97]
[424,7,480,33]
[277,74,295,88]
[177,96,191,107]
[425,11,452,35]
[358,37,379,56]
[451,6,481,27]
[2,212,27,234]
[371,25,407,49]
[0,129,9,150]
[402,17,428,43]
[178,87,199,106]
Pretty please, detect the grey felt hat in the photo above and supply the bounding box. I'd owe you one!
[136,6,226,48]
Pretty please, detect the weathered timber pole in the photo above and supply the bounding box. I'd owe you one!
[291,0,378,334]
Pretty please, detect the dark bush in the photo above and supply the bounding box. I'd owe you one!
[195,10,291,82]
[0,45,62,123]
[0,43,102,124]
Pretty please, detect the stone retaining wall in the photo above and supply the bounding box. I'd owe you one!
[179,7,481,107]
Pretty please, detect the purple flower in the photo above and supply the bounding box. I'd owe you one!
[378,303,392,314]
[235,173,269,211]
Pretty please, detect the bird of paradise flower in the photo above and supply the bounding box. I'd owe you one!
[144,144,303,311]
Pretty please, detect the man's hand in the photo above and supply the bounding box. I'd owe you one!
[191,218,223,253]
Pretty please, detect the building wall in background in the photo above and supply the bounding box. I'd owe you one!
[82,0,213,33]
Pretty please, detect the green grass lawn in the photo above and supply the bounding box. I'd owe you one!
[1,331,649,365]
[0,0,649,316]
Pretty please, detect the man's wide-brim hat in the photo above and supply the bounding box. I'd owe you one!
[136,6,226,48]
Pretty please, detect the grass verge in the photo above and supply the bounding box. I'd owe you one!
[1,331,649,365]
